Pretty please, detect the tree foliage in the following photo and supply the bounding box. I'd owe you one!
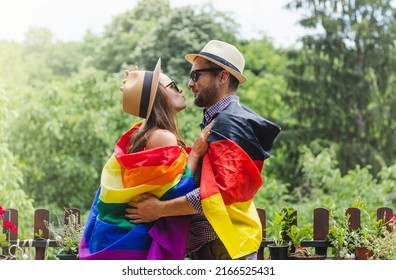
[285,0,396,177]
[6,68,131,210]
[0,90,35,238]
[0,0,394,216]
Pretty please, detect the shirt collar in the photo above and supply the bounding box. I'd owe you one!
[201,96,239,127]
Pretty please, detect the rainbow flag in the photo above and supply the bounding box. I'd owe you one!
[200,102,280,259]
[79,122,194,260]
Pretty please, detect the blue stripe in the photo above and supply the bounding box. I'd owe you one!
[199,52,241,73]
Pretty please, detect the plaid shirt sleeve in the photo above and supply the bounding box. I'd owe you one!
[186,188,203,213]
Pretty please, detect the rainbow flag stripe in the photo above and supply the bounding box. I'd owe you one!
[79,122,194,260]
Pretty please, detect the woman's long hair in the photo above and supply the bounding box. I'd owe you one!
[127,84,186,153]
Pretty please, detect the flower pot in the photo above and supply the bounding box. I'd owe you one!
[355,247,374,260]
[56,251,79,260]
[268,244,289,260]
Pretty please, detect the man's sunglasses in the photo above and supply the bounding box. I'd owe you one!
[189,68,223,82]
[166,80,181,92]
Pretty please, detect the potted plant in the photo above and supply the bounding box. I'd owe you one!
[0,204,18,260]
[348,201,391,260]
[326,211,355,259]
[287,223,326,260]
[369,212,396,260]
[349,225,375,260]
[265,207,296,260]
[46,209,84,260]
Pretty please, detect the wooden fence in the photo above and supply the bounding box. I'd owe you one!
[2,206,394,260]
[1,208,80,260]
[257,206,394,260]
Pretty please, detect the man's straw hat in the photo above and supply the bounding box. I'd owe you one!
[122,58,161,119]
[185,40,246,83]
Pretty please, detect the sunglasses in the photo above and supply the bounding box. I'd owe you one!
[189,68,223,82]
[166,80,181,92]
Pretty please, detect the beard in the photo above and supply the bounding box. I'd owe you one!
[193,83,218,108]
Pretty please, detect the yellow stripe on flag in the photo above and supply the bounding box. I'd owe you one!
[201,193,262,259]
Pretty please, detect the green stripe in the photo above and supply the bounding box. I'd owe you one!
[97,200,135,230]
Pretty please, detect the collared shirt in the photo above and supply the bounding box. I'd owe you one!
[201,95,240,128]
[186,95,239,254]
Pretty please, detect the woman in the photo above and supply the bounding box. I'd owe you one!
[79,59,212,260]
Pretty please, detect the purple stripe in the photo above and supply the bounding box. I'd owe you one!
[79,237,148,260]
[78,216,191,260]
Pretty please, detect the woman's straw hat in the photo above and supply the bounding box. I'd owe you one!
[122,58,161,119]
[185,40,246,83]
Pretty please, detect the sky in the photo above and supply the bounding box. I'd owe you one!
[0,0,306,48]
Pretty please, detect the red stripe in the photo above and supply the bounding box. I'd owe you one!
[200,140,263,205]
[114,124,181,169]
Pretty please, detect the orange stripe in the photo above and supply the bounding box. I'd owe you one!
[121,152,186,188]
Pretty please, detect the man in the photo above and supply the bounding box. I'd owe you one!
[126,40,281,260]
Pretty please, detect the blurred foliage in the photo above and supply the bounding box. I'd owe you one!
[0,90,34,239]
[284,0,396,184]
[259,145,396,225]
[0,0,394,226]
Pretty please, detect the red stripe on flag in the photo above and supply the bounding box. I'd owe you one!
[200,140,263,205]
[114,123,181,169]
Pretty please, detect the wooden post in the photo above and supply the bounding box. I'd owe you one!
[257,208,266,260]
[2,209,18,256]
[345,207,361,231]
[313,207,329,256]
[377,207,393,232]
[34,209,50,260]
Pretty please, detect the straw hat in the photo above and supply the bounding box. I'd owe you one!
[122,58,161,119]
[185,40,246,83]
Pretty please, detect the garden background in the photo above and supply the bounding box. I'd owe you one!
[1,0,395,241]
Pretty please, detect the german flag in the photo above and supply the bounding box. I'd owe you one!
[200,102,281,259]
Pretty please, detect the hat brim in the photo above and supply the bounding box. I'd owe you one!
[122,58,161,119]
[145,59,161,119]
[185,53,246,83]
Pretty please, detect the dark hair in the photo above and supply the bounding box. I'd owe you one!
[127,85,186,153]
[205,60,239,91]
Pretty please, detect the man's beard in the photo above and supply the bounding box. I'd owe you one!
[193,85,218,108]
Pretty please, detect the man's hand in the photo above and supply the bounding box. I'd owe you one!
[125,193,162,223]
[125,194,198,224]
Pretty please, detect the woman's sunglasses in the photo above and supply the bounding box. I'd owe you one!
[166,80,181,92]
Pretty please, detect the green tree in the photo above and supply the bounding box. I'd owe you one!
[89,0,171,73]
[88,0,239,78]
[0,90,35,238]
[289,145,396,224]
[7,67,130,210]
[129,5,239,81]
[285,0,396,176]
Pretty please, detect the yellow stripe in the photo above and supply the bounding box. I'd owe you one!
[99,154,183,203]
[202,194,262,259]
